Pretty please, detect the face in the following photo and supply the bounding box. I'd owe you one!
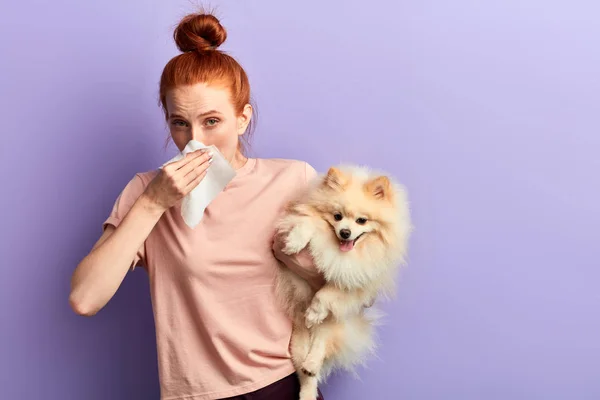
[330,210,370,241]
[318,167,394,252]
[165,83,252,167]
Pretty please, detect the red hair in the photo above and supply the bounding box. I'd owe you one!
[159,13,254,151]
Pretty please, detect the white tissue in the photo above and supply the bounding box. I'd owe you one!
[162,140,236,228]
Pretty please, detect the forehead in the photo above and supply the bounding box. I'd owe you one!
[165,82,233,115]
[330,186,372,215]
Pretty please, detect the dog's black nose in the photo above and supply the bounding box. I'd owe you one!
[340,229,351,239]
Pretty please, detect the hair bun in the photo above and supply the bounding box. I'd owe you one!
[174,13,227,52]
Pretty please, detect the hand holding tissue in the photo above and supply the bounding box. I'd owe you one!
[162,140,236,228]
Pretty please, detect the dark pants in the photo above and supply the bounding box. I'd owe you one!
[220,373,324,400]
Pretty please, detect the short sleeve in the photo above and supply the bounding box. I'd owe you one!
[305,162,318,182]
[103,174,148,268]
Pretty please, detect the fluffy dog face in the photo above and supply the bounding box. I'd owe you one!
[314,167,397,253]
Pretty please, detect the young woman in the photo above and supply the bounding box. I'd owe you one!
[69,12,325,400]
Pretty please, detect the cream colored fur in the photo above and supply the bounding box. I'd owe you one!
[275,164,412,400]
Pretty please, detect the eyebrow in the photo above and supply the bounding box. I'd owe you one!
[169,110,223,120]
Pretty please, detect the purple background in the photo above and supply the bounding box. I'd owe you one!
[1,0,599,399]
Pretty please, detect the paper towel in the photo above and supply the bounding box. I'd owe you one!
[162,140,236,228]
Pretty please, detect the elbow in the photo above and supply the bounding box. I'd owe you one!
[69,291,100,317]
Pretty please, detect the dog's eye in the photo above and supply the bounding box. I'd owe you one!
[334,213,343,221]
[356,218,368,225]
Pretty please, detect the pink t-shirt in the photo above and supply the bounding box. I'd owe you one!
[103,158,320,400]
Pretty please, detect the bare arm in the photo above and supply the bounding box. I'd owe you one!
[272,231,326,290]
[69,149,212,316]
[69,195,164,316]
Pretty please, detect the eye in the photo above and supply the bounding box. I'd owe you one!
[356,217,368,225]
[334,213,343,221]
[171,119,188,127]
[205,118,220,127]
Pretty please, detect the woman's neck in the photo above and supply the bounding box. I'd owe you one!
[230,151,248,171]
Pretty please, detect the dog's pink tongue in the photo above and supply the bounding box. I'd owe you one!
[339,240,354,252]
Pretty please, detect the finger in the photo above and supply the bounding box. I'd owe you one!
[182,156,212,186]
[166,149,207,171]
[183,168,208,193]
[180,151,213,179]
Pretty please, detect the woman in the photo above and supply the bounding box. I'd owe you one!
[69,12,325,400]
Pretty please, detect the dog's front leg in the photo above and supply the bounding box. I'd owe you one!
[281,218,315,255]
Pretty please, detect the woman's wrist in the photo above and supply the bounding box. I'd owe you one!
[136,193,168,219]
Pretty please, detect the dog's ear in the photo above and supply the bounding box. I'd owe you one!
[323,167,347,190]
[365,176,392,201]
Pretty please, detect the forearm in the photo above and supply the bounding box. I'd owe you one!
[69,194,164,316]
[272,232,325,290]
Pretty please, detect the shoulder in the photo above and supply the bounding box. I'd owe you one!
[134,170,158,186]
[105,169,158,229]
[116,170,158,200]
[255,158,318,184]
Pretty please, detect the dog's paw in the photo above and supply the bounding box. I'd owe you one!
[282,240,306,255]
[305,300,329,328]
[281,227,311,255]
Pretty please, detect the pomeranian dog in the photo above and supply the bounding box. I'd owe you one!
[275,165,412,400]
